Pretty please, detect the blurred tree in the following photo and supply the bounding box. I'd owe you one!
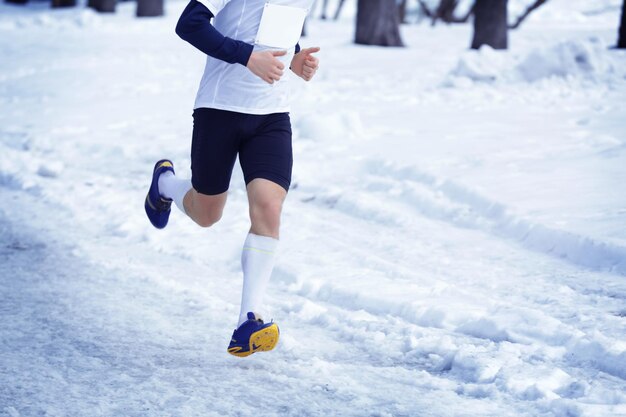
[398,0,408,23]
[52,0,76,7]
[509,0,548,29]
[88,0,116,12]
[434,0,457,23]
[417,0,435,19]
[471,0,507,50]
[319,0,329,19]
[619,0,626,48]
[417,0,474,25]
[5,0,28,4]
[334,0,346,20]
[137,0,163,17]
[355,0,404,46]
[434,0,470,24]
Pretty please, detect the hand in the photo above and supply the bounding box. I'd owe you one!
[290,47,320,82]
[246,50,287,84]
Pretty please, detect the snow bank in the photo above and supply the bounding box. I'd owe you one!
[448,46,508,83]
[0,9,103,31]
[295,110,364,141]
[566,339,626,381]
[324,159,626,276]
[517,38,615,82]
[0,132,38,192]
[447,38,617,84]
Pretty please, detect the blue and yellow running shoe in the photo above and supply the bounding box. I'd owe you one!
[144,159,175,229]
[227,312,280,358]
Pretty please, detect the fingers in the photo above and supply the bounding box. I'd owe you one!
[269,51,286,70]
[301,60,317,81]
[265,67,285,84]
[304,56,319,69]
[294,46,321,80]
[264,75,279,84]
[302,46,321,55]
[303,57,319,77]
[247,50,290,84]
[271,70,284,81]
[267,62,283,84]
[259,48,319,84]
[301,47,321,80]
[266,52,285,83]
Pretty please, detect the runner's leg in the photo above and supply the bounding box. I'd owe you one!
[163,108,240,227]
[236,112,292,325]
[159,171,191,214]
[184,189,228,228]
[236,179,286,325]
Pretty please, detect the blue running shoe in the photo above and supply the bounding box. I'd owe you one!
[145,159,175,229]
[227,312,280,358]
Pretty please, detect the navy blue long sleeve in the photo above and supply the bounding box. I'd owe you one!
[175,0,253,67]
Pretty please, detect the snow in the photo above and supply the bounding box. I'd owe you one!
[449,38,618,83]
[1,1,626,416]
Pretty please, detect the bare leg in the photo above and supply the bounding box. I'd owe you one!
[182,188,228,228]
[236,178,286,326]
[246,178,287,238]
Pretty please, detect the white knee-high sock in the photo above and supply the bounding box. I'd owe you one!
[238,233,279,326]
[158,171,191,214]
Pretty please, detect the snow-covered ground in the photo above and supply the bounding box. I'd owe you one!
[1,1,626,416]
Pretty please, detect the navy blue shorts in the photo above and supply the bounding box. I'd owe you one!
[190,108,293,195]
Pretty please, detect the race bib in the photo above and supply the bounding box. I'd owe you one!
[255,3,308,49]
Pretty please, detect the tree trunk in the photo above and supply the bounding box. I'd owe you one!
[333,0,346,20]
[320,0,329,19]
[355,0,404,47]
[471,0,508,50]
[619,0,626,48]
[509,0,548,30]
[137,0,163,17]
[435,0,459,24]
[398,0,408,23]
[89,0,116,13]
[52,0,76,8]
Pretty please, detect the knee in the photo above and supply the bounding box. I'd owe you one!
[250,199,283,225]
[187,191,227,228]
[194,210,223,228]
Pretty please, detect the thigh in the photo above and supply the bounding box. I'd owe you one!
[191,108,241,196]
[238,112,293,193]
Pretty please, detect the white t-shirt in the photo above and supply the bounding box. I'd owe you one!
[194,0,314,115]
